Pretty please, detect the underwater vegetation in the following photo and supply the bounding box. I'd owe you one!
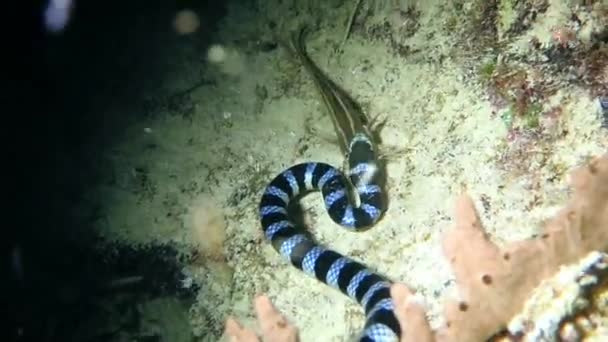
[458,0,608,182]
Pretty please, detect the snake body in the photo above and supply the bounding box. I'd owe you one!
[258,29,400,341]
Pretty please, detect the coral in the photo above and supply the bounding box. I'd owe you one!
[225,295,299,342]
[506,251,607,340]
[186,195,235,338]
[403,154,608,341]
[186,195,227,262]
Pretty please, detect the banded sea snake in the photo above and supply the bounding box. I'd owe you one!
[259,29,401,341]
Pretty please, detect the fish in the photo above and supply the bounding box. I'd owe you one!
[284,27,380,173]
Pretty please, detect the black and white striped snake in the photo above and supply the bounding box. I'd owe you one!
[258,28,401,341]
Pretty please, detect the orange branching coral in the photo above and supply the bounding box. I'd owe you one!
[225,295,299,342]
[403,154,608,342]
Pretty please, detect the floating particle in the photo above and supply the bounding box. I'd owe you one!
[173,9,199,35]
[43,0,74,33]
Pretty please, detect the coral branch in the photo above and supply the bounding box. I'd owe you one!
[225,295,299,342]
[418,154,607,341]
